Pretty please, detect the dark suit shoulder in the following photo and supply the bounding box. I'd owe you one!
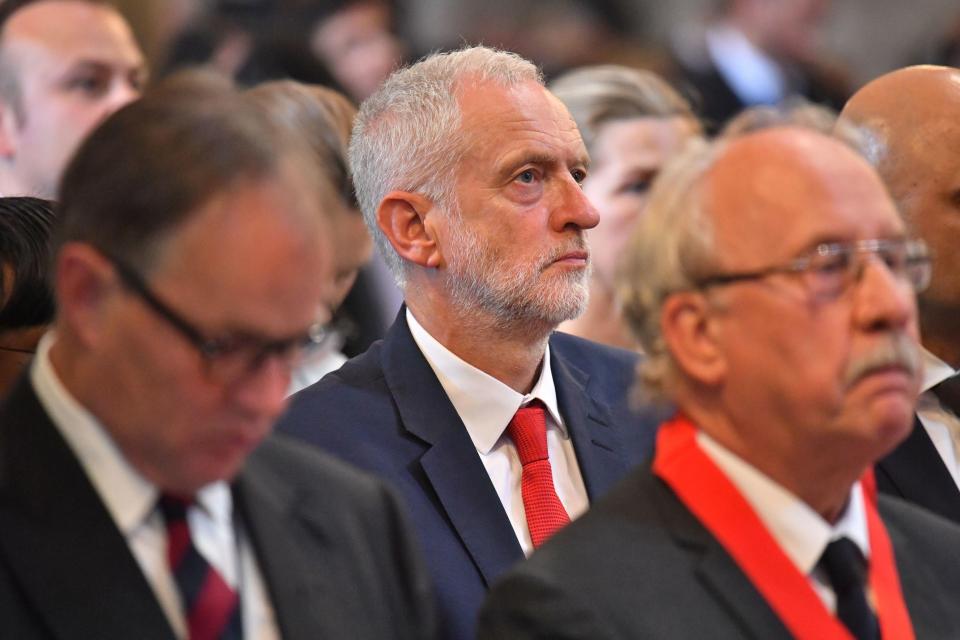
[241,434,437,640]
[549,331,638,368]
[481,467,785,639]
[878,494,960,638]
[245,433,414,536]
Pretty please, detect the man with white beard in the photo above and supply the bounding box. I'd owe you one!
[276,45,662,640]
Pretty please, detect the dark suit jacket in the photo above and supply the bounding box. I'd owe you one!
[276,311,663,640]
[670,50,848,134]
[0,375,435,639]
[478,462,960,639]
[876,416,960,524]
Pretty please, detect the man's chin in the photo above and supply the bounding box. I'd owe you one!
[866,399,916,460]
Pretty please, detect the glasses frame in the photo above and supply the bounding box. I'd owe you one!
[103,252,329,381]
[691,238,932,296]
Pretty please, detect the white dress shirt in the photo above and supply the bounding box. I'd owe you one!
[705,22,787,106]
[406,309,589,556]
[30,333,279,639]
[915,347,960,490]
[697,431,871,613]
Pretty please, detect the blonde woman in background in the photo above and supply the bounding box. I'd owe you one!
[551,65,702,350]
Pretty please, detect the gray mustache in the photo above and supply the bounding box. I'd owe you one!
[843,334,921,388]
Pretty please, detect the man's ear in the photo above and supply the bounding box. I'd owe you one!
[376,191,443,268]
[660,291,726,388]
[54,243,117,347]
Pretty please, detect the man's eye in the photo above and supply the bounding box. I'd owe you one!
[571,169,587,185]
[67,74,109,96]
[814,254,850,275]
[623,179,651,194]
[516,169,537,184]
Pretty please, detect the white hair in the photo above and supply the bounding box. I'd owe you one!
[348,45,542,287]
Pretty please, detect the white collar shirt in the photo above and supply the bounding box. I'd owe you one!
[705,22,787,106]
[406,309,589,556]
[915,347,960,489]
[697,431,872,613]
[30,332,279,639]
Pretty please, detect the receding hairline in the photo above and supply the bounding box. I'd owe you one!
[0,0,136,103]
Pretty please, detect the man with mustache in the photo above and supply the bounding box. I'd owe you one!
[479,123,960,638]
[277,45,662,640]
[840,66,960,525]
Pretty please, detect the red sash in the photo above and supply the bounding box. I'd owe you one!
[652,414,914,640]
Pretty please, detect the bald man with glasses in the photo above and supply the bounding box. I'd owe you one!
[0,74,434,639]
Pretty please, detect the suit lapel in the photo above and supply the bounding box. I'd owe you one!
[653,476,793,640]
[876,418,960,523]
[381,312,523,587]
[0,377,175,640]
[233,459,328,639]
[550,339,632,501]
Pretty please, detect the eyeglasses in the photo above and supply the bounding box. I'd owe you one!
[104,252,331,385]
[692,238,932,298]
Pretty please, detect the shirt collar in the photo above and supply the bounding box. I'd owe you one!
[920,346,956,394]
[697,430,870,575]
[30,331,232,531]
[705,22,786,106]
[406,308,565,454]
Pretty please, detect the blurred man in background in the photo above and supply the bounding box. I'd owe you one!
[842,65,960,524]
[669,0,849,132]
[0,0,146,197]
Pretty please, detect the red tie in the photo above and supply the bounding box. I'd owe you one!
[158,495,242,640]
[507,401,570,548]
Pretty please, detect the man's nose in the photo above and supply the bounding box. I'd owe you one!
[101,79,141,119]
[550,175,599,232]
[230,355,292,421]
[853,256,917,334]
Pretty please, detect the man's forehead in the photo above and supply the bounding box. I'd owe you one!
[4,1,141,65]
[707,128,902,254]
[456,79,588,164]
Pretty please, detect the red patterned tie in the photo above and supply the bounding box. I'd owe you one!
[158,495,242,640]
[507,400,571,548]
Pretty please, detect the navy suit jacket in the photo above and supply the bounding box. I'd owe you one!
[277,311,663,640]
[876,416,960,524]
[0,375,435,639]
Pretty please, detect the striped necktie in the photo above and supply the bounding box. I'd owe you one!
[158,495,243,640]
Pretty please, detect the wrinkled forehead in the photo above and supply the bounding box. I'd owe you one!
[705,128,903,265]
[455,78,588,165]
[457,78,573,128]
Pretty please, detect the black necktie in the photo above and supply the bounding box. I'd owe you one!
[818,537,879,640]
[932,374,960,416]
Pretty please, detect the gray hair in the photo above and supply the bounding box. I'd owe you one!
[723,99,871,153]
[549,64,699,158]
[348,45,542,287]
